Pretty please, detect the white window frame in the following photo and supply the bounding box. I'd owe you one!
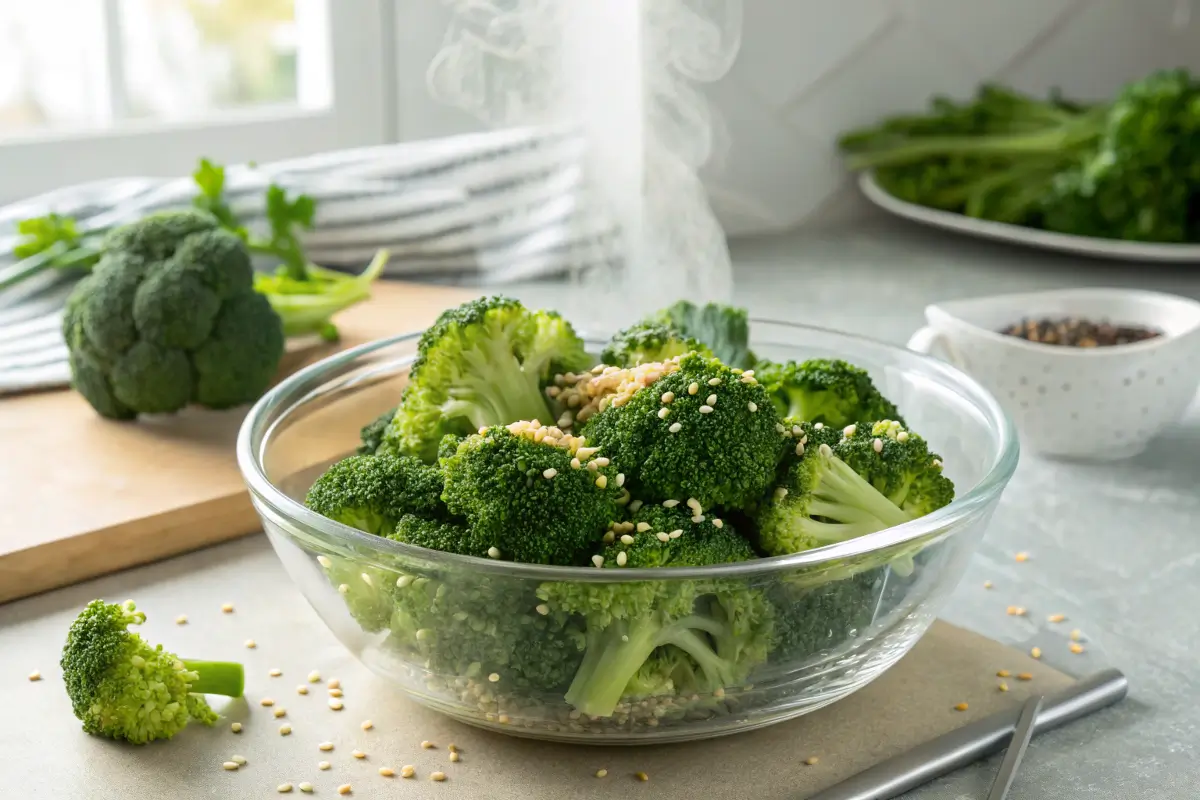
[0,0,393,203]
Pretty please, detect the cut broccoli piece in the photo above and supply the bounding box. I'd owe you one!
[440,422,625,565]
[60,600,244,744]
[755,358,904,428]
[643,300,756,369]
[305,454,446,536]
[600,322,713,367]
[581,352,782,509]
[768,570,885,664]
[387,514,481,557]
[383,296,593,462]
[834,420,955,518]
[357,406,397,455]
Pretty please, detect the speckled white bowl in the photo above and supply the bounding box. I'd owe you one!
[907,288,1200,461]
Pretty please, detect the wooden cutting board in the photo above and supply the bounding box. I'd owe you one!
[0,281,470,604]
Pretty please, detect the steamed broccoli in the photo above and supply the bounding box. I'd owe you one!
[643,300,756,369]
[538,507,772,717]
[384,296,593,462]
[440,422,625,565]
[582,352,782,509]
[600,322,713,367]
[62,210,285,419]
[835,420,955,518]
[768,570,885,664]
[61,600,244,744]
[388,514,479,556]
[755,358,904,428]
[357,406,397,455]
[305,453,446,536]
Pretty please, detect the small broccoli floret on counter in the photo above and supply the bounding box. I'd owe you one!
[60,600,244,744]
[539,507,772,717]
[440,422,625,565]
[384,296,593,462]
[357,406,397,455]
[305,454,446,536]
[600,322,713,368]
[643,300,756,369]
[582,352,782,509]
[835,420,955,518]
[755,358,904,428]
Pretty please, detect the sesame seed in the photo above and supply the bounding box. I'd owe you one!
[1015,552,1030,562]
[818,443,833,458]
[222,603,235,613]
[706,393,718,405]
[688,382,699,395]
[661,391,675,404]
[232,755,247,765]
[747,401,758,412]
[317,555,332,568]
[691,515,705,523]
[602,531,616,544]
[635,771,649,782]
[595,474,608,489]
[1070,629,1083,641]
[360,572,374,587]
[577,446,599,459]
[1016,607,1027,616]
[231,722,243,733]
[699,405,714,414]
[708,377,722,386]
[27,670,41,682]
[279,724,292,735]
[596,768,608,778]
[656,532,670,542]
[774,487,789,500]
[1006,606,1017,615]
[628,499,643,513]
[594,457,611,467]
[775,423,785,433]
[269,668,283,677]
[338,584,350,594]
[396,575,412,588]
[657,407,670,419]
[570,457,581,469]
[712,518,723,528]
[448,744,459,753]
[954,702,968,711]
[260,698,276,707]
[617,550,629,568]
[450,752,461,763]
[175,614,188,625]
[663,499,680,508]
[319,761,331,770]
[361,720,373,730]
[795,442,805,456]
[984,581,993,589]
[329,688,343,697]
[329,699,343,711]
[337,785,352,795]
[487,547,501,559]
[297,685,308,695]
[277,783,293,793]
[933,458,943,468]
[897,431,910,442]
[1048,613,1066,623]
[431,772,447,782]
[668,422,682,433]
[1017,672,1033,681]
[401,765,416,778]
[1070,643,1085,654]
[843,424,857,437]
[379,767,396,777]
[222,761,239,771]
[319,742,334,751]
[999,682,1009,692]
[814,422,824,430]
[592,554,605,568]
[873,438,883,453]
[1031,647,1042,659]
[535,603,550,615]
[714,687,725,698]
[299,783,314,794]
[352,750,366,759]
[804,757,819,766]
[245,639,257,649]
[488,673,500,683]
[669,529,683,539]
[997,669,1011,677]
[308,670,321,683]
[587,461,599,472]
[274,708,287,718]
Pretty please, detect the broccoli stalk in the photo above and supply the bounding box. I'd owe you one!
[790,443,912,545]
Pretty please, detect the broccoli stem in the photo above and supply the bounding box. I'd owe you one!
[182,660,245,697]
[259,249,390,338]
[819,454,913,529]
[442,332,553,429]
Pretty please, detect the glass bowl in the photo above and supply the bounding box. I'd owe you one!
[236,320,1019,743]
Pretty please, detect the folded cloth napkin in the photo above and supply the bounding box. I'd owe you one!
[0,125,621,395]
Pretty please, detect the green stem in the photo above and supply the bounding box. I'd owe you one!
[183,660,245,697]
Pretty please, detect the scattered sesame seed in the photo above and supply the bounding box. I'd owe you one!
[231,722,243,733]
[222,603,234,613]
[1015,552,1030,562]
[601,531,616,544]
[401,765,416,778]
[448,744,459,753]
[245,639,257,649]
[379,767,396,777]
[360,572,374,588]
[338,584,350,594]
[1070,629,1083,641]
[1070,643,1085,654]
[222,761,239,770]
[795,442,805,456]
[997,669,1011,677]
[999,682,1009,692]
[329,688,343,698]
[706,393,717,405]
[396,575,412,588]
[279,724,292,735]
[747,401,758,412]
[1017,672,1033,681]
[319,742,334,751]
[896,431,909,442]
[628,500,643,513]
[984,581,993,589]
[1048,613,1066,623]
[595,457,611,467]
[296,686,308,695]
[635,771,649,782]
[595,474,608,489]
[361,720,373,731]
[699,405,714,414]
[688,382,699,395]
[691,515,705,523]
[712,518,723,528]
[708,377,721,386]
[954,703,969,712]
[656,532,670,542]
[317,555,332,568]
[260,698,276,707]
[570,457,582,470]
[231,755,247,765]
[775,487,789,500]
[308,670,321,683]
[337,784,352,795]
[663,499,680,508]
[657,407,670,419]
[873,438,883,453]
[592,554,605,567]
[668,422,682,433]
[27,670,41,682]
[1016,607,1027,616]
[319,761,331,770]
[818,442,833,458]
[617,551,628,567]
[540,467,558,480]
[450,752,461,762]
[843,424,857,437]
[488,673,501,683]
[269,668,283,677]
[352,750,366,759]
[595,768,608,778]
[775,423,786,433]
[814,422,824,430]
[277,782,293,793]
[274,708,287,718]
[487,547,501,559]
[661,391,675,404]
[431,771,447,782]
[1030,647,1042,659]
[535,603,550,616]
[669,529,683,539]
[616,473,626,487]
[175,614,188,625]
[299,783,314,794]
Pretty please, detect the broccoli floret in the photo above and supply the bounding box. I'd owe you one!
[582,353,782,509]
[600,322,713,367]
[436,433,467,463]
[357,406,397,455]
[387,514,480,556]
[60,600,244,744]
[440,422,625,565]
[768,570,885,664]
[538,507,772,717]
[305,454,446,536]
[61,209,285,419]
[383,296,593,462]
[835,420,955,518]
[643,300,756,369]
[755,358,904,428]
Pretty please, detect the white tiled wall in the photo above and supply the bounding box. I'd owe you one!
[393,0,1200,236]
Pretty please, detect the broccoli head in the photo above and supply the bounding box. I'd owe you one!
[768,569,885,664]
[600,322,713,367]
[383,296,593,461]
[61,209,284,419]
[755,358,904,428]
[834,420,956,518]
[440,422,625,565]
[357,406,397,455]
[387,514,480,556]
[305,453,446,536]
[582,352,782,509]
[643,300,756,369]
[60,600,244,744]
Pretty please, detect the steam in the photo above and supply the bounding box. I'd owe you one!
[427,0,743,325]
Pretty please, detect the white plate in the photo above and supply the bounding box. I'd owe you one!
[858,172,1200,263]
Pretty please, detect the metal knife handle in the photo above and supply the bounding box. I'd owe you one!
[986,695,1042,800]
[807,668,1128,800]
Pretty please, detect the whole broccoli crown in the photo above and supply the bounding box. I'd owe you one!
[644,300,756,369]
[834,420,955,517]
[384,296,592,462]
[305,454,446,536]
[388,514,481,556]
[755,358,904,428]
[62,210,283,419]
[581,352,782,509]
[440,423,624,565]
[357,406,397,455]
[60,600,214,743]
[599,322,713,368]
[602,506,755,568]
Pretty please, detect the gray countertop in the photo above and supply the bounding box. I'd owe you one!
[3,218,1198,798]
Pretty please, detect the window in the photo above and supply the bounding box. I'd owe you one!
[0,0,387,203]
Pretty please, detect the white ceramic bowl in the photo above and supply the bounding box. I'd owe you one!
[907,288,1200,461]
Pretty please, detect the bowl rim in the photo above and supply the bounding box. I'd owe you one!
[237,318,1021,581]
